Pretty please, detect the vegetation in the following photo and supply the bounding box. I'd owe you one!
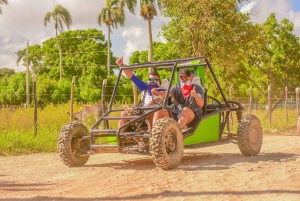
[0,104,297,156]
[0,1,300,155]
[2,1,299,108]
[44,4,73,80]
[98,0,130,77]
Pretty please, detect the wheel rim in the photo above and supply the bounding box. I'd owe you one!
[249,126,258,145]
[71,136,84,155]
[165,129,177,154]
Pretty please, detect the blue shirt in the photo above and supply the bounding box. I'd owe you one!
[130,74,165,105]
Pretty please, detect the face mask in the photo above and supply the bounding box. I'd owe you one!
[148,83,159,95]
[180,79,191,87]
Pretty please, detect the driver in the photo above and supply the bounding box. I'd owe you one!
[151,69,204,129]
[116,56,165,131]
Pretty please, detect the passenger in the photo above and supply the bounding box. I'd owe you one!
[151,69,204,129]
[116,56,165,131]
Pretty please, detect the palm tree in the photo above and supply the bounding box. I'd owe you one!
[44,4,72,80]
[118,0,137,15]
[98,0,131,77]
[139,0,161,73]
[0,0,8,15]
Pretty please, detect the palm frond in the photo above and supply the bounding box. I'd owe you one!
[57,17,64,32]
[16,50,25,67]
[44,4,72,31]
[119,0,137,14]
[98,0,125,28]
[44,12,53,26]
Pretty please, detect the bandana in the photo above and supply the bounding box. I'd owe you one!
[147,83,159,95]
[181,84,193,98]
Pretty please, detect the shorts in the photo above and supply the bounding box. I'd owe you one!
[172,111,200,127]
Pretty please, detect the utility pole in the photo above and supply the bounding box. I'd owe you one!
[26,40,30,107]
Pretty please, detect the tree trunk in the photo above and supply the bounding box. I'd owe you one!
[147,17,154,73]
[107,25,111,77]
[55,28,63,80]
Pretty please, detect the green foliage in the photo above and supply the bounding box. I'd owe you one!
[41,29,108,79]
[0,103,123,155]
[1,29,127,106]
[0,73,26,104]
[159,0,261,99]
[3,1,300,109]
[158,0,300,104]
[44,4,72,33]
[0,68,15,77]
[98,0,125,28]
[128,41,179,82]
[0,104,297,155]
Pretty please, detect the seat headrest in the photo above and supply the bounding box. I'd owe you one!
[192,77,202,87]
[160,78,169,89]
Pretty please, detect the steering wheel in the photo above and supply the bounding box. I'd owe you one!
[149,87,166,106]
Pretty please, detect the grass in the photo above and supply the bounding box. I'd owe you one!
[0,104,298,156]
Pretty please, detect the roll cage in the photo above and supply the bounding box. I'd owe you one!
[87,56,244,151]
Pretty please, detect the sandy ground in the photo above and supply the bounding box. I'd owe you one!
[0,133,300,201]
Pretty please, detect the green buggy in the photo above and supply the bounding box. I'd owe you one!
[57,56,263,170]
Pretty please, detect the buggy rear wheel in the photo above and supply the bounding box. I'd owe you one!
[149,117,183,170]
[57,122,89,167]
[237,114,263,156]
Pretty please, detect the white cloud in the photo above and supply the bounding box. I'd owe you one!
[1,0,300,72]
[240,1,257,13]
[240,0,300,35]
[121,26,144,63]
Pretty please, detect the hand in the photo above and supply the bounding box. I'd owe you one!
[116,56,124,67]
[191,86,197,97]
[151,88,158,95]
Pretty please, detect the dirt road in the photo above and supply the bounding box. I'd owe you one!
[1,134,299,201]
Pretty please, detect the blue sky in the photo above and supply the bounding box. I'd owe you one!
[1,0,300,72]
[288,0,300,11]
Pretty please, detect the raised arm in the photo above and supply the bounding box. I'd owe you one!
[116,56,133,79]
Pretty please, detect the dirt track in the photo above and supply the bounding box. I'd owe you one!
[1,134,300,201]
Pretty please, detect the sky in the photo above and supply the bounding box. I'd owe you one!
[1,0,300,72]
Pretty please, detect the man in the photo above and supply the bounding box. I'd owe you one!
[152,69,204,129]
[116,56,165,131]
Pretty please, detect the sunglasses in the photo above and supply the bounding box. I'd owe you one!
[179,76,189,80]
[148,78,158,82]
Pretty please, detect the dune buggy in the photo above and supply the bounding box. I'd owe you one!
[57,56,263,170]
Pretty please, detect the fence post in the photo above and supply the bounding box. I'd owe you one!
[248,86,252,114]
[70,76,75,122]
[102,79,108,129]
[268,85,272,127]
[285,86,289,123]
[32,74,37,136]
[296,88,300,118]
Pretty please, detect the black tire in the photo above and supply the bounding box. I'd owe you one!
[297,115,300,136]
[237,114,263,156]
[57,122,89,167]
[149,117,183,169]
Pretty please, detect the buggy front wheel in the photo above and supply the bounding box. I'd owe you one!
[149,117,183,170]
[57,122,90,167]
[237,114,263,156]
